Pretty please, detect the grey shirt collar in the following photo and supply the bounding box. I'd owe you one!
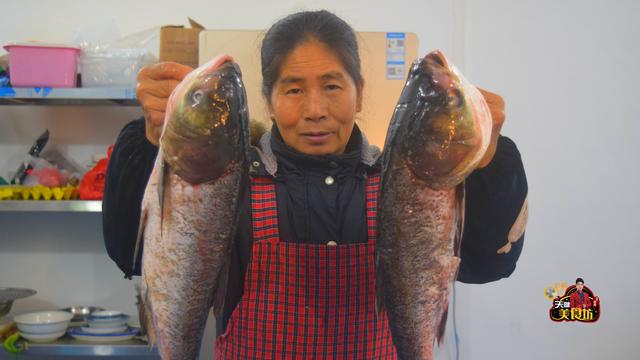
[255,129,381,176]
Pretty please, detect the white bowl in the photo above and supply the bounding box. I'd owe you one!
[81,325,128,334]
[87,314,129,328]
[87,319,128,328]
[14,311,73,334]
[90,310,123,319]
[19,329,66,343]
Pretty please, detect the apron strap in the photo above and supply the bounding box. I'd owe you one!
[250,176,280,244]
[366,173,381,243]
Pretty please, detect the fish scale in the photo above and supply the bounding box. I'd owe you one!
[136,55,250,360]
[376,50,491,360]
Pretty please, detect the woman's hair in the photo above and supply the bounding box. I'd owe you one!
[261,10,363,102]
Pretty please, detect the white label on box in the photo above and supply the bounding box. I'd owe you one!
[386,33,406,80]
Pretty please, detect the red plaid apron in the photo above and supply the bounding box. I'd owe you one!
[215,174,397,359]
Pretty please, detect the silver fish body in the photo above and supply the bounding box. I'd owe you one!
[136,55,249,360]
[376,50,492,360]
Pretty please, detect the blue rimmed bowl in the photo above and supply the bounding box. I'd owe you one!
[86,311,129,328]
[67,326,140,342]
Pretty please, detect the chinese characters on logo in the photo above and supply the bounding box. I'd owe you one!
[549,278,600,323]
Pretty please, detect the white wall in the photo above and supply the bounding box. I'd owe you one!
[1,1,638,359]
[453,1,639,359]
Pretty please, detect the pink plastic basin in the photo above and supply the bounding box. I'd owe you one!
[3,42,80,88]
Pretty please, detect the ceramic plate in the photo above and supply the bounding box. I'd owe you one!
[67,327,140,342]
[80,325,128,334]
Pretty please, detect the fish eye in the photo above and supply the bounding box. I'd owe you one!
[447,88,463,107]
[192,89,205,104]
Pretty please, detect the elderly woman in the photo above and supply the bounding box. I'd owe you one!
[103,10,527,359]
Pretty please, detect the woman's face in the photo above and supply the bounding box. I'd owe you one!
[269,40,363,155]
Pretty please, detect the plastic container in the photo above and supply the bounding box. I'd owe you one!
[79,48,145,87]
[3,42,80,88]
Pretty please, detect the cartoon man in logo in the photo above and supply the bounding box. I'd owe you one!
[570,278,596,309]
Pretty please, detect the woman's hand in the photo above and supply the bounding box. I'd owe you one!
[476,88,506,168]
[136,62,193,146]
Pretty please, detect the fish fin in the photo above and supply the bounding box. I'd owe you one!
[453,183,466,258]
[437,185,465,346]
[158,159,168,238]
[138,279,156,347]
[436,303,449,346]
[211,260,230,317]
[436,255,461,347]
[131,207,148,275]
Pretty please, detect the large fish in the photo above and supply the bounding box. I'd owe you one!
[135,55,250,360]
[376,50,492,359]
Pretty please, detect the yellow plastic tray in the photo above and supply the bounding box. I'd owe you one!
[0,185,79,201]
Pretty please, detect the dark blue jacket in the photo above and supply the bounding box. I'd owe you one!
[102,118,528,333]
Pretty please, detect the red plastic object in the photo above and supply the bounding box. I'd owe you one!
[79,146,113,200]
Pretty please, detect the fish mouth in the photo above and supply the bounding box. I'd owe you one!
[200,60,241,85]
[423,50,450,69]
[205,54,236,72]
[197,61,244,117]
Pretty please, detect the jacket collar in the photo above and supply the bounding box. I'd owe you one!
[251,124,381,177]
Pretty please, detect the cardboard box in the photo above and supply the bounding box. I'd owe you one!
[159,18,204,68]
[199,30,418,148]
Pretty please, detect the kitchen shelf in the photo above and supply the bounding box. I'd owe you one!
[0,87,138,105]
[0,337,159,359]
[0,200,102,212]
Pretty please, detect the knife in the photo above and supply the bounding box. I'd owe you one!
[10,129,50,185]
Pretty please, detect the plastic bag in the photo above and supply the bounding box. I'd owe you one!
[79,145,113,200]
[30,167,67,187]
[79,48,147,87]
[73,20,158,87]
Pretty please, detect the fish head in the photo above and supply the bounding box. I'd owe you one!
[398,50,492,188]
[161,55,249,183]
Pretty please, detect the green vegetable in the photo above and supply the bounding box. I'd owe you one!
[3,332,27,354]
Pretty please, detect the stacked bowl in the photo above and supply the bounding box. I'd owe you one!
[14,311,73,343]
[67,310,140,342]
[85,310,129,331]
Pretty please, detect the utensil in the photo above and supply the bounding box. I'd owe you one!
[0,288,37,318]
[59,306,105,323]
[10,130,49,185]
